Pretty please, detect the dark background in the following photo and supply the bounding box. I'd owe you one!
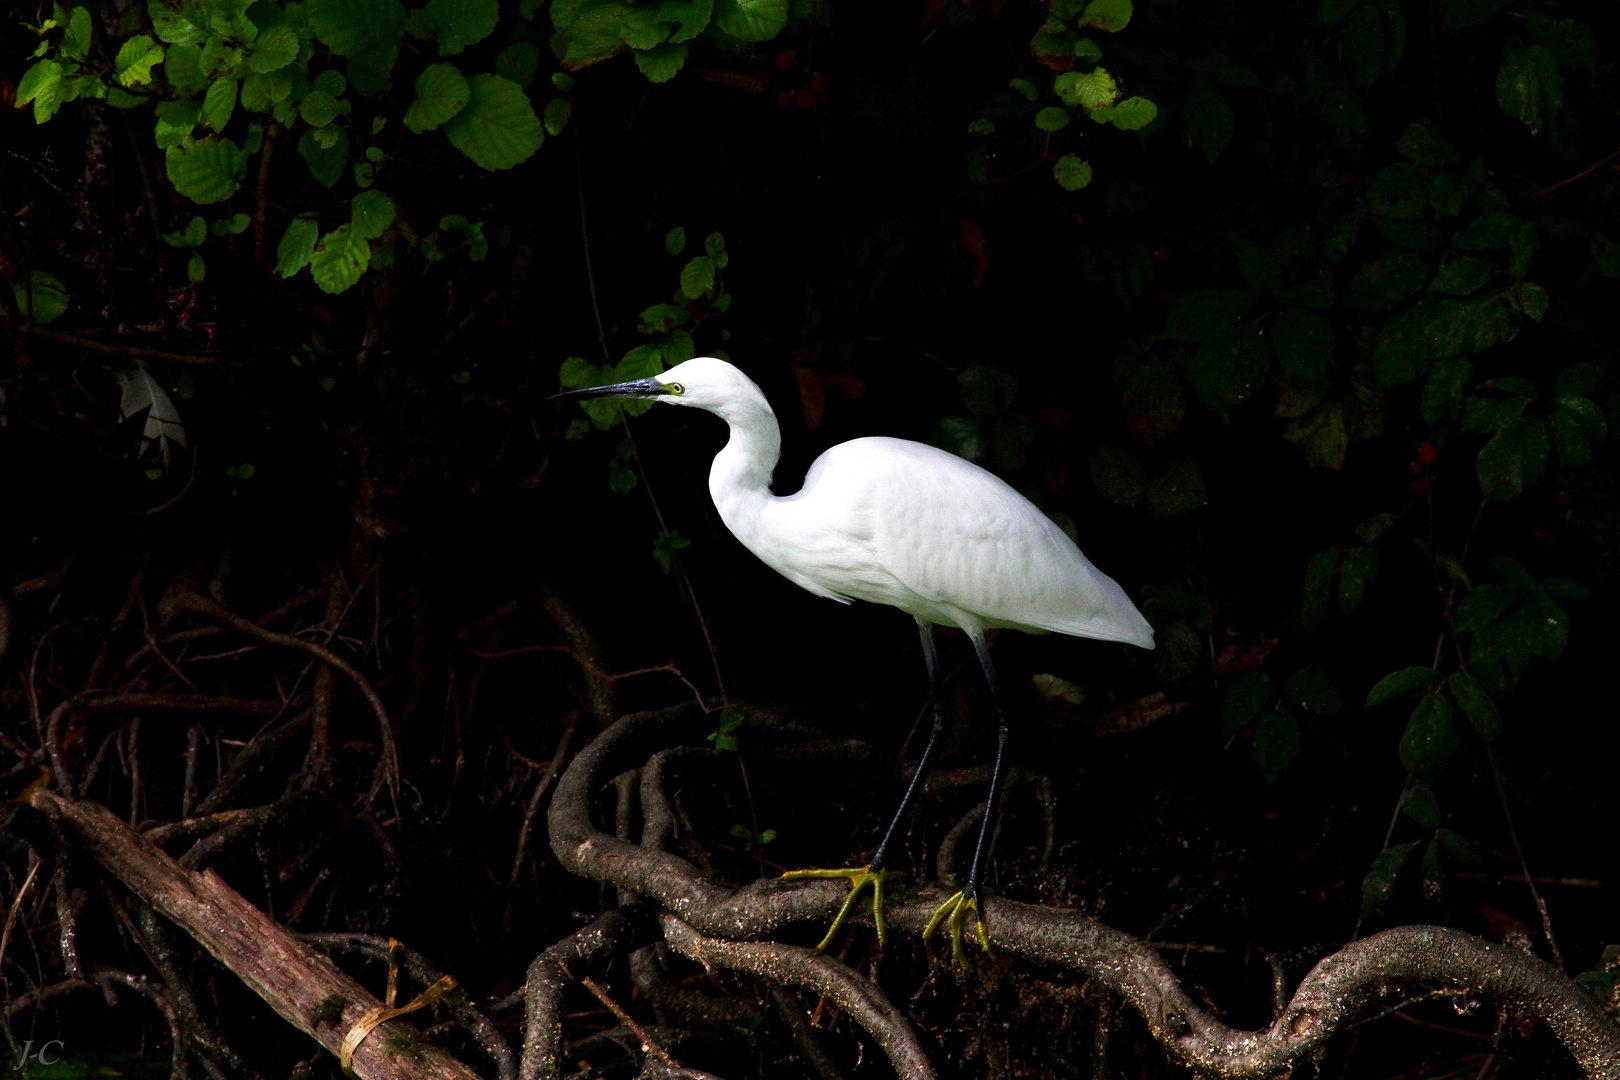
[2,0,1616,1076]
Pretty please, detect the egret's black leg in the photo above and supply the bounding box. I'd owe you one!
[924,630,1007,961]
[785,620,948,948]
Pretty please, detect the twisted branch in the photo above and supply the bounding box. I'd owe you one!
[549,704,1620,1079]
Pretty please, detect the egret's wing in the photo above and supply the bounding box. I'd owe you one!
[800,439,1153,647]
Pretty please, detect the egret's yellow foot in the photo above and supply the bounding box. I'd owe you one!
[780,865,900,950]
[922,887,992,965]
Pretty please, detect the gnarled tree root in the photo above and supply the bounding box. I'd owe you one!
[549,703,1620,1079]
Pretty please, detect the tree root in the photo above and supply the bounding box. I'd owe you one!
[548,703,1620,1079]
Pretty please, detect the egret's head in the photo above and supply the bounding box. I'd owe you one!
[551,356,763,415]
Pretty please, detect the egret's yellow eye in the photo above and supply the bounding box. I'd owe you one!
[667,382,685,395]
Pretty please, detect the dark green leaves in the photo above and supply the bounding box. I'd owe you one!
[1252,706,1299,783]
[1054,155,1093,191]
[1222,672,1274,734]
[12,271,69,324]
[1476,418,1549,501]
[1454,559,1587,692]
[706,706,745,751]
[1446,673,1500,739]
[1402,785,1440,827]
[1339,543,1377,612]
[308,0,406,65]
[414,0,499,55]
[310,225,371,293]
[1366,667,1444,706]
[1496,46,1562,135]
[404,62,470,133]
[1089,447,1147,507]
[1350,251,1429,311]
[1302,546,1340,629]
[275,219,319,277]
[1187,325,1269,416]
[1284,665,1345,714]
[165,137,245,203]
[652,529,690,573]
[1395,119,1460,169]
[1361,841,1416,917]
[1399,693,1458,782]
[1144,457,1207,516]
[444,74,543,170]
[714,0,787,41]
[1182,77,1234,163]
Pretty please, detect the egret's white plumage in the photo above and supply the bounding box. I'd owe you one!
[657,356,1154,650]
[555,354,1153,958]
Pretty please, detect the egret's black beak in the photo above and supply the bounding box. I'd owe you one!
[549,378,668,402]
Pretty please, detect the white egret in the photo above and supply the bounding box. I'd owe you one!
[555,357,1154,958]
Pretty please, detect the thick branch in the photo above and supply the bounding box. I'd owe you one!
[549,705,1620,1080]
[32,791,480,1080]
[660,915,937,1080]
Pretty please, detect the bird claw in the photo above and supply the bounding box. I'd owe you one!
[780,865,899,950]
[922,884,992,965]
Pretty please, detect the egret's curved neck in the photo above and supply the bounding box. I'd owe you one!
[706,385,781,516]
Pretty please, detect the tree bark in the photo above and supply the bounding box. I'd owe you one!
[33,790,481,1080]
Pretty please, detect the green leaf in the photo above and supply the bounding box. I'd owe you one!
[163,215,207,248]
[1144,457,1206,517]
[1316,0,1357,27]
[404,62,470,133]
[350,189,395,240]
[1284,665,1345,714]
[1222,671,1275,733]
[1183,76,1234,163]
[1302,546,1340,629]
[680,255,716,298]
[113,35,165,87]
[1034,106,1071,132]
[665,226,687,256]
[1476,417,1548,501]
[1252,706,1299,783]
[1428,173,1469,219]
[1187,325,1269,416]
[212,210,251,232]
[1420,359,1470,431]
[1361,842,1417,917]
[1451,212,1519,251]
[634,41,688,82]
[1508,222,1538,281]
[652,528,690,573]
[1088,446,1146,507]
[1284,401,1348,469]
[444,74,543,170]
[1527,14,1596,72]
[1400,693,1459,782]
[1057,69,1117,111]
[1366,667,1443,707]
[1395,118,1460,168]
[1512,282,1548,323]
[1402,785,1440,827]
[186,252,206,282]
[310,224,371,293]
[1443,0,1499,30]
[294,127,347,188]
[639,304,688,333]
[203,76,237,130]
[1355,513,1397,542]
[1189,52,1259,87]
[307,0,406,64]
[1496,46,1562,135]
[248,24,299,72]
[495,41,539,86]
[543,98,572,135]
[1350,251,1430,312]
[275,219,319,276]
[1109,96,1157,131]
[148,0,207,43]
[1436,828,1479,864]
[164,137,245,203]
[1271,309,1333,384]
[60,6,92,59]
[1079,0,1132,32]
[417,0,499,55]
[704,232,725,257]
[1454,580,1526,635]
[1461,376,1535,434]
[12,270,69,324]
[1368,163,1430,221]
[1053,154,1093,191]
[1446,673,1500,740]
[1339,542,1377,612]
[1008,77,1038,101]
[713,0,786,40]
[1429,256,1496,297]
[300,89,340,126]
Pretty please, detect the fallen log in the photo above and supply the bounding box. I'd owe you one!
[33,790,480,1080]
